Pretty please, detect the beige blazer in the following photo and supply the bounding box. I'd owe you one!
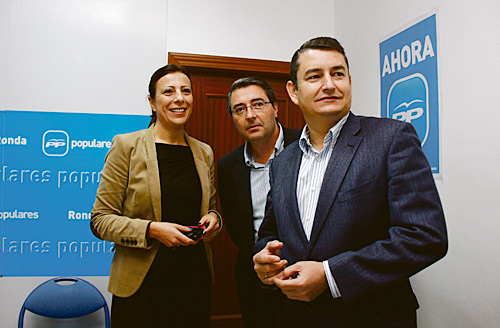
[91,124,219,298]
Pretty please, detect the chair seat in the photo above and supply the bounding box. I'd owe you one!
[19,277,110,327]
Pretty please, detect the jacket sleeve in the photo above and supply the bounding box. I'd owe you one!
[217,157,247,249]
[90,134,152,249]
[329,122,448,303]
[207,146,222,226]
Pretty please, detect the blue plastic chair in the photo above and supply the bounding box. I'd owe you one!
[18,277,110,328]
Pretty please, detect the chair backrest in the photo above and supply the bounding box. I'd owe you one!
[18,277,110,328]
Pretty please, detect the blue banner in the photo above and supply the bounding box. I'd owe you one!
[0,111,150,276]
[380,14,440,174]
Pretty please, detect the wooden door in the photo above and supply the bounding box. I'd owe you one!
[168,53,305,328]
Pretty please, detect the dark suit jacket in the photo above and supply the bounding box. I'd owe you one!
[217,126,300,326]
[255,114,448,327]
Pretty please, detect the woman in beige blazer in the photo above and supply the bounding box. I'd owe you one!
[91,64,222,327]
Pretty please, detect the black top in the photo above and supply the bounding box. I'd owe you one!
[152,143,205,265]
[156,143,202,226]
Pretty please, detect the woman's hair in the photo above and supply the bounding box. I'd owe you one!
[148,64,192,127]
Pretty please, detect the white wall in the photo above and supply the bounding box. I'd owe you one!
[334,0,500,327]
[0,0,335,327]
[1,0,169,115]
[0,0,11,108]
[166,0,334,61]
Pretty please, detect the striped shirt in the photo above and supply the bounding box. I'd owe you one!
[244,123,285,242]
[297,113,349,299]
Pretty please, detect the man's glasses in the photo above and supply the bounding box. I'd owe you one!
[232,101,271,117]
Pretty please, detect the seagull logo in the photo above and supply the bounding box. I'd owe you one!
[392,99,424,123]
[387,73,429,146]
[45,139,66,148]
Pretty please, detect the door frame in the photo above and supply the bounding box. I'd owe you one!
[168,52,291,76]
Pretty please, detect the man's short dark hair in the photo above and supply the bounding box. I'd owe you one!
[226,76,277,115]
[290,37,349,87]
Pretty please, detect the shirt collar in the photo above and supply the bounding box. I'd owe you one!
[299,112,350,156]
[244,123,284,168]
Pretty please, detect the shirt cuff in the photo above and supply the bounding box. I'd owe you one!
[323,260,342,298]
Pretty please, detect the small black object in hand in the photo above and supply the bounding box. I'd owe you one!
[182,226,205,241]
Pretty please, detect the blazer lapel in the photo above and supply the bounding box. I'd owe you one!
[232,151,254,221]
[186,134,210,215]
[307,114,362,254]
[282,145,309,247]
[144,125,162,222]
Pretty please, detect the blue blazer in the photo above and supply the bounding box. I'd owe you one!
[255,113,447,327]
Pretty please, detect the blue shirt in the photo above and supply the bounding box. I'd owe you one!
[297,113,349,299]
[244,123,285,242]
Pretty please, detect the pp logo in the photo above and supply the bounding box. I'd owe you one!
[42,130,69,156]
[387,73,429,146]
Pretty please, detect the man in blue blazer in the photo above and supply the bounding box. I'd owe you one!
[253,37,447,327]
[218,77,300,327]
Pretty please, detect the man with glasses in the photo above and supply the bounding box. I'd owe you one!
[253,37,447,327]
[218,77,300,328]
